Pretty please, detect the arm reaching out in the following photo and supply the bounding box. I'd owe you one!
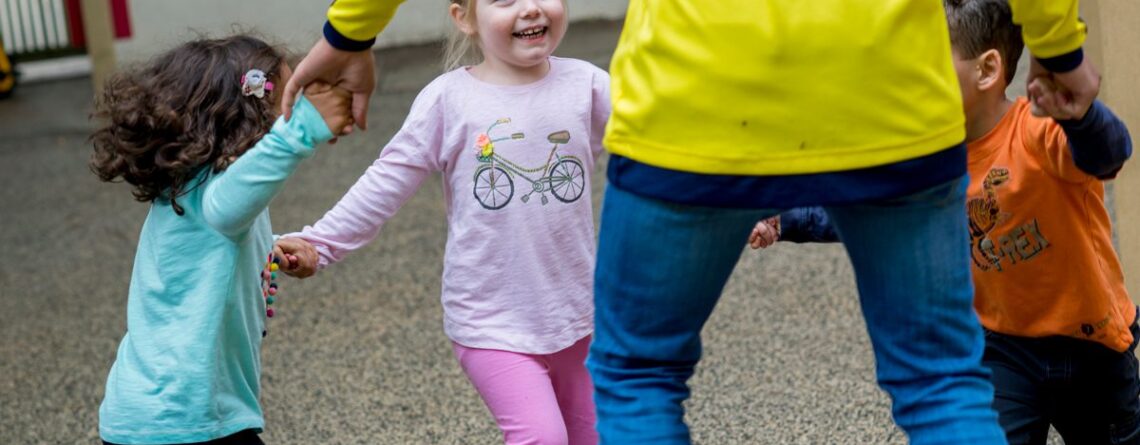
[1009,0,1100,122]
[202,90,343,237]
[284,87,445,268]
[282,0,406,129]
[749,207,840,251]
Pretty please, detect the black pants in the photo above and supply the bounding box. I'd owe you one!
[984,311,1140,445]
[103,429,264,445]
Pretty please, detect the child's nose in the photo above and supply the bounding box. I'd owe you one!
[518,0,541,18]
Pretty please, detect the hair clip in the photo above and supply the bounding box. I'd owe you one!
[241,69,274,98]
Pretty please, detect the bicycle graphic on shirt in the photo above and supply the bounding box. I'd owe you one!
[471,118,586,210]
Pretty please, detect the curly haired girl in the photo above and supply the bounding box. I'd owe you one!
[90,34,352,445]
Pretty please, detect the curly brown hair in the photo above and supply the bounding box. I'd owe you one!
[90,34,287,215]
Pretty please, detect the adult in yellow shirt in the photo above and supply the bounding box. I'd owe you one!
[284,1,1102,444]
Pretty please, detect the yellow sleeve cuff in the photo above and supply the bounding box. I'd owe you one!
[327,0,404,42]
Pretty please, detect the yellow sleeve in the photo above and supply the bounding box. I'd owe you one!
[327,0,406,42]
[1008,0,1087,58]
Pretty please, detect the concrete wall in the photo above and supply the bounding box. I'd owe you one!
[114,0,628,63]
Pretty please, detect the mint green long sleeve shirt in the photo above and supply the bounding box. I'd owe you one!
[99,97,332,444]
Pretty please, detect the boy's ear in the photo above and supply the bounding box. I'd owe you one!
[977,48,1004,92]
[449,4,476,36]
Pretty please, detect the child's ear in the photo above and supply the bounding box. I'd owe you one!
[449,3,476,36]
[977,48,1004,92]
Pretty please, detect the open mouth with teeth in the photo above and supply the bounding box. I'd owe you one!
[512,26,548,40]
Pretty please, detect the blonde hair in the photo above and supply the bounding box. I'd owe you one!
[443,0,480,71]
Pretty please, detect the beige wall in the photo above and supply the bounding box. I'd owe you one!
[114,0,628,63]
[1085,0,1140,302]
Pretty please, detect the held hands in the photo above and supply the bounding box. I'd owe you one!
[303,81,356,140]
[273,237,320,279]
[282,37,376,131]
[1027,57,1100,121]
[748,216,781,250]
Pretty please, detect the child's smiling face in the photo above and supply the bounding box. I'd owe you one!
[468,0,566,71]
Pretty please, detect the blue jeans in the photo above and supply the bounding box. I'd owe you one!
[588,176,1006,444]
[984,313,1140,445]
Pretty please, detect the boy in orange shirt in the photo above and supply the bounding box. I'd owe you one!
[752,0,1136,443]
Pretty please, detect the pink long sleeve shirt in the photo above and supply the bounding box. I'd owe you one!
[290,57,610,354]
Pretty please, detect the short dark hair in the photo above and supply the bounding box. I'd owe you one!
[90,34,286,215]
[944,0,1024,84]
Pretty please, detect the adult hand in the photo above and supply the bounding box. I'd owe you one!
[282,37,376,131]
[1026,57,1100,120]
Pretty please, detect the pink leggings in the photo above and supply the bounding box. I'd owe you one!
[452,336,598,445]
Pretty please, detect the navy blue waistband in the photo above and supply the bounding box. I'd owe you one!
[606,144,967,209]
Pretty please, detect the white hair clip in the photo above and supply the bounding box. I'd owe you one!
[241,69,274,98]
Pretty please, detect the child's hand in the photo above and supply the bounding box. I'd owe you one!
[1027,57,1099,121]
[1027,74,1094,121]
[748,216,781,250]
[273,237,319,279]
[303,81,356,139]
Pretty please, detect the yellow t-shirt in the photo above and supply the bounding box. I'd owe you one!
[322,0,1086,177]
[602,0,1086,176]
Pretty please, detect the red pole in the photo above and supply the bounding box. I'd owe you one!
[110,0,131,39]
[64,0,132,48]
[65,0,85,48]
